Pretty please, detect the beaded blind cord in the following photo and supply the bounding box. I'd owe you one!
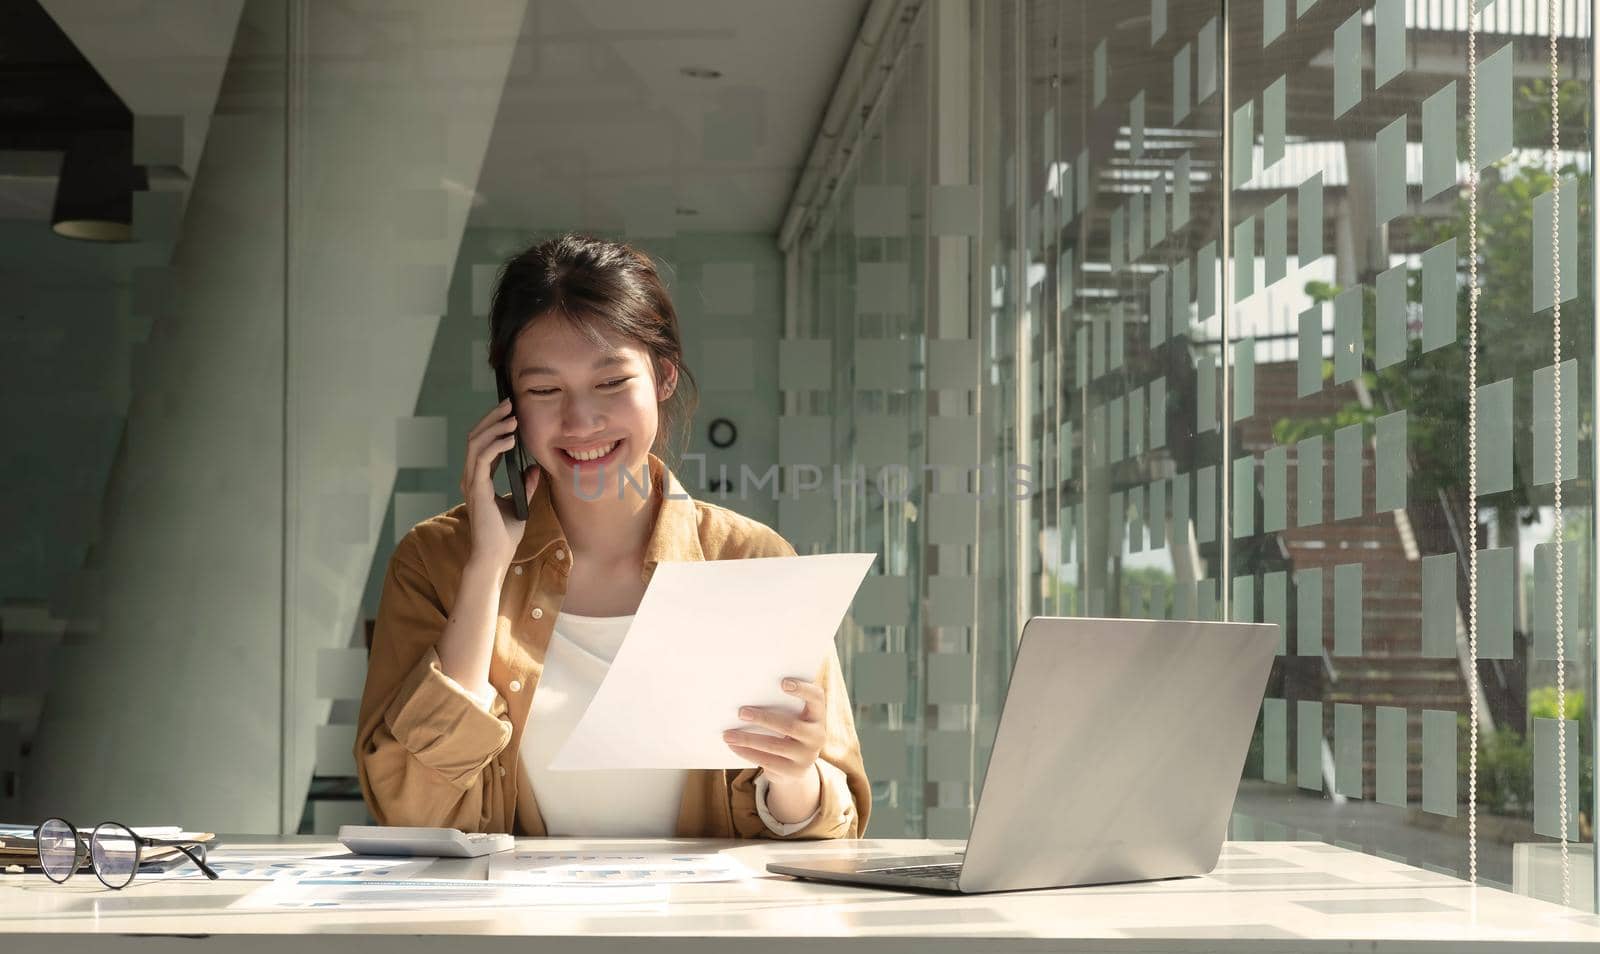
[1546,0,1570,909]
[1466,0,1481,887]
[1465,0,1571,900]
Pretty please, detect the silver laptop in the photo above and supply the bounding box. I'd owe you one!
[767,616,1278,893]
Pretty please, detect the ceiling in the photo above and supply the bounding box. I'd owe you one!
[0,0,870,237]
[468,0,871,234]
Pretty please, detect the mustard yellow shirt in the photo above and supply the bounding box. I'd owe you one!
[354,453,871,839]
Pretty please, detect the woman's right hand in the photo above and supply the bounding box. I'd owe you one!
[462,398,541,570]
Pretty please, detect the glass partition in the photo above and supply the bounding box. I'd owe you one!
[3,0,288,833]
[1225,0,1595,901]
[786,0,1596,911]
[791,4,936,835]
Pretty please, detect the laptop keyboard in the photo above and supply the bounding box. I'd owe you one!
[865,862,964,880]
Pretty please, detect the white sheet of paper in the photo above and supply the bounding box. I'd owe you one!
[548,552,875,770]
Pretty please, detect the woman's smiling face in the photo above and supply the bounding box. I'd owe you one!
[507,315,676,499]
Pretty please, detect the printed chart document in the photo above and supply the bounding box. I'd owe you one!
[489,849,756,885]
[549,552,874,770]
[158,853,437,881]
[231,879,664,911]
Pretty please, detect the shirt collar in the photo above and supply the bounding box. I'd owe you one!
[510,452,703,572]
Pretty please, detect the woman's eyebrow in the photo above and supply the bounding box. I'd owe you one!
[516,353,629,378]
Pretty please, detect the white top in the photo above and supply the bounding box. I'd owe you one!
[512,611,830,837]
[517,612,681,836]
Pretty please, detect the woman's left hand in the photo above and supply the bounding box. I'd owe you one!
[723,678,826,783]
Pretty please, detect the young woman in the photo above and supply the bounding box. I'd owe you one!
[355,234,869,839]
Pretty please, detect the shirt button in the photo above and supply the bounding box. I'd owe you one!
[554,547,567,563]
[531,607,544,619]
[513,566,523,575]
[509,680,523,693]
[498,766,506,778]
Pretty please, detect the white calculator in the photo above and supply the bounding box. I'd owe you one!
[337,825,514,858]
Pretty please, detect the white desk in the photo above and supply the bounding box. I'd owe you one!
[2,838,1597,951]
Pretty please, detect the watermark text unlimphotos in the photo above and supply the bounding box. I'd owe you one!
[565,454,1036,501]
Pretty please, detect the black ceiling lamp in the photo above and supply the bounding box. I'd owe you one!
[51,129,148,242]
[1,1,147,242]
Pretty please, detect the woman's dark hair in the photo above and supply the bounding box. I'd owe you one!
[486,233,699,462]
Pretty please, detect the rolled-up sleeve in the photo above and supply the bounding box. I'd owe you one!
[381,647,511,785]
[755,759,854,835]
[355,531,513,831]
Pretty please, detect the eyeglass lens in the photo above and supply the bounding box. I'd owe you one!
[90,823,139,889]
[36,818,79,883]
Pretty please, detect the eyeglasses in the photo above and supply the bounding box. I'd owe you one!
[34,817,220,889]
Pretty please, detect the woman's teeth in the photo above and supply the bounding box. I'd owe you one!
[568,440,617,461]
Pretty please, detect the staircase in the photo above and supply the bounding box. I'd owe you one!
[299,618,375,834]
[1244,361,1470,804]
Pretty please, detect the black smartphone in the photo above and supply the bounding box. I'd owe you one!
[494,367,532,520]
